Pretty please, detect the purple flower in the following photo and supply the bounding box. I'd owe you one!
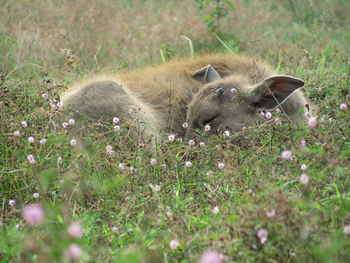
[40,138,47,145]
[169,239,180,250]
[28,136,35,143]
[13,131,20,136]
[185,161,192,168]
[21,121,28,128]
[68,222,83,238]
[68,119,75,125]
[70,139,77,146]
[199,250,223,263]
[265,112,272,119]
[204,125,211,132]
[113,117,120,124]
[62,122,69,129]
[27,154,36,164]
[64,244,82,260]
[307,117,317,128]
[275,108,281,113]
[57,156,63,167]
[9,200,16,207]
[199,142,205,147]
[300,140,306,147]
[33,193,40,199]
[257,228,268,244]
[106,145,114,155]
[212,206,219,214]
[182,122,189,128]
[114,125,120,132]
[154,185,161,192]
[300,164,307,170]
[223,130,230,137]
[343,225,350,235]
[168,134,175,142]
[218,162,225,169]
[188,140,195,146]
[230,88,237,93]
[281,150,292,159]
[300,173,309,185]
[259,111,265,118]
[23,204,45,225]
[266,209,275,218]
[340,103,347,111]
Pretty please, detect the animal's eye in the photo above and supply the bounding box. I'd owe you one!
[215,87,224,95]
[202,115,217,125]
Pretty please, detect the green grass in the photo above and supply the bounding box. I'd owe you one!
[1,0,350,262]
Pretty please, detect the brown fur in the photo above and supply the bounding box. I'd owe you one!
[60,54,307,138]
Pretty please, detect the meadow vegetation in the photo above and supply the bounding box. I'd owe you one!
[1,0,350,262]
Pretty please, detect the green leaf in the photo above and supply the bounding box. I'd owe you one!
[57,214,64,224]
[224,0,235,11]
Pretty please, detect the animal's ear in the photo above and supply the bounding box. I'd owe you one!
[249,75,305,109]
[192,64,221,84]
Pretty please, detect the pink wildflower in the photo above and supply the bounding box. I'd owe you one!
[266,209,275,218]
[199,250,223,263]
[300,173,309,185]
[340,103,347,111]
[151,159,157,165]
[275,108,281,113]
[185,161,192,168]
[182,122,189,128]
[230,88,237,93]
[114,125,120,132]
[257,228,268,244]
[169,239,180,250]
[113,117,120,124]
[21,121,28,128]
[218,162,225,169]
[33,193,40,199]
[62,122,69,129]
[68,222,83,238]
[300,140,306,147]
[204,125,211,132]
[259,111,265,118]
[68,119,75,125]
[13,131,20,136]
[199,141,205,147]
[64,244,82,260]
[265,112,272,119]
[9,200,16,207]
[70,139,77,146]
[23,204,45,225]
[27,154,36,164]
[308,117,317,128]
[223,130,230,137]
[28,136,35,143]
[301,164,307,170]
[281,150,292,159]
[40,138,47,145]
[212,206,220,214]
[188,140,195,146]
[343,225,350,235]
[168,134,175,142]
[57,156,63,167]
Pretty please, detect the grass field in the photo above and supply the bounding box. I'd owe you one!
[1,0,350,262]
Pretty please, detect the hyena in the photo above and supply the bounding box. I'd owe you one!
[60,54,307,139]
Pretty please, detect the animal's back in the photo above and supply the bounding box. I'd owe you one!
[118,54,274,135]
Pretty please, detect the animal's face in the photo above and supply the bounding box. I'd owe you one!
[185,65,305,138]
